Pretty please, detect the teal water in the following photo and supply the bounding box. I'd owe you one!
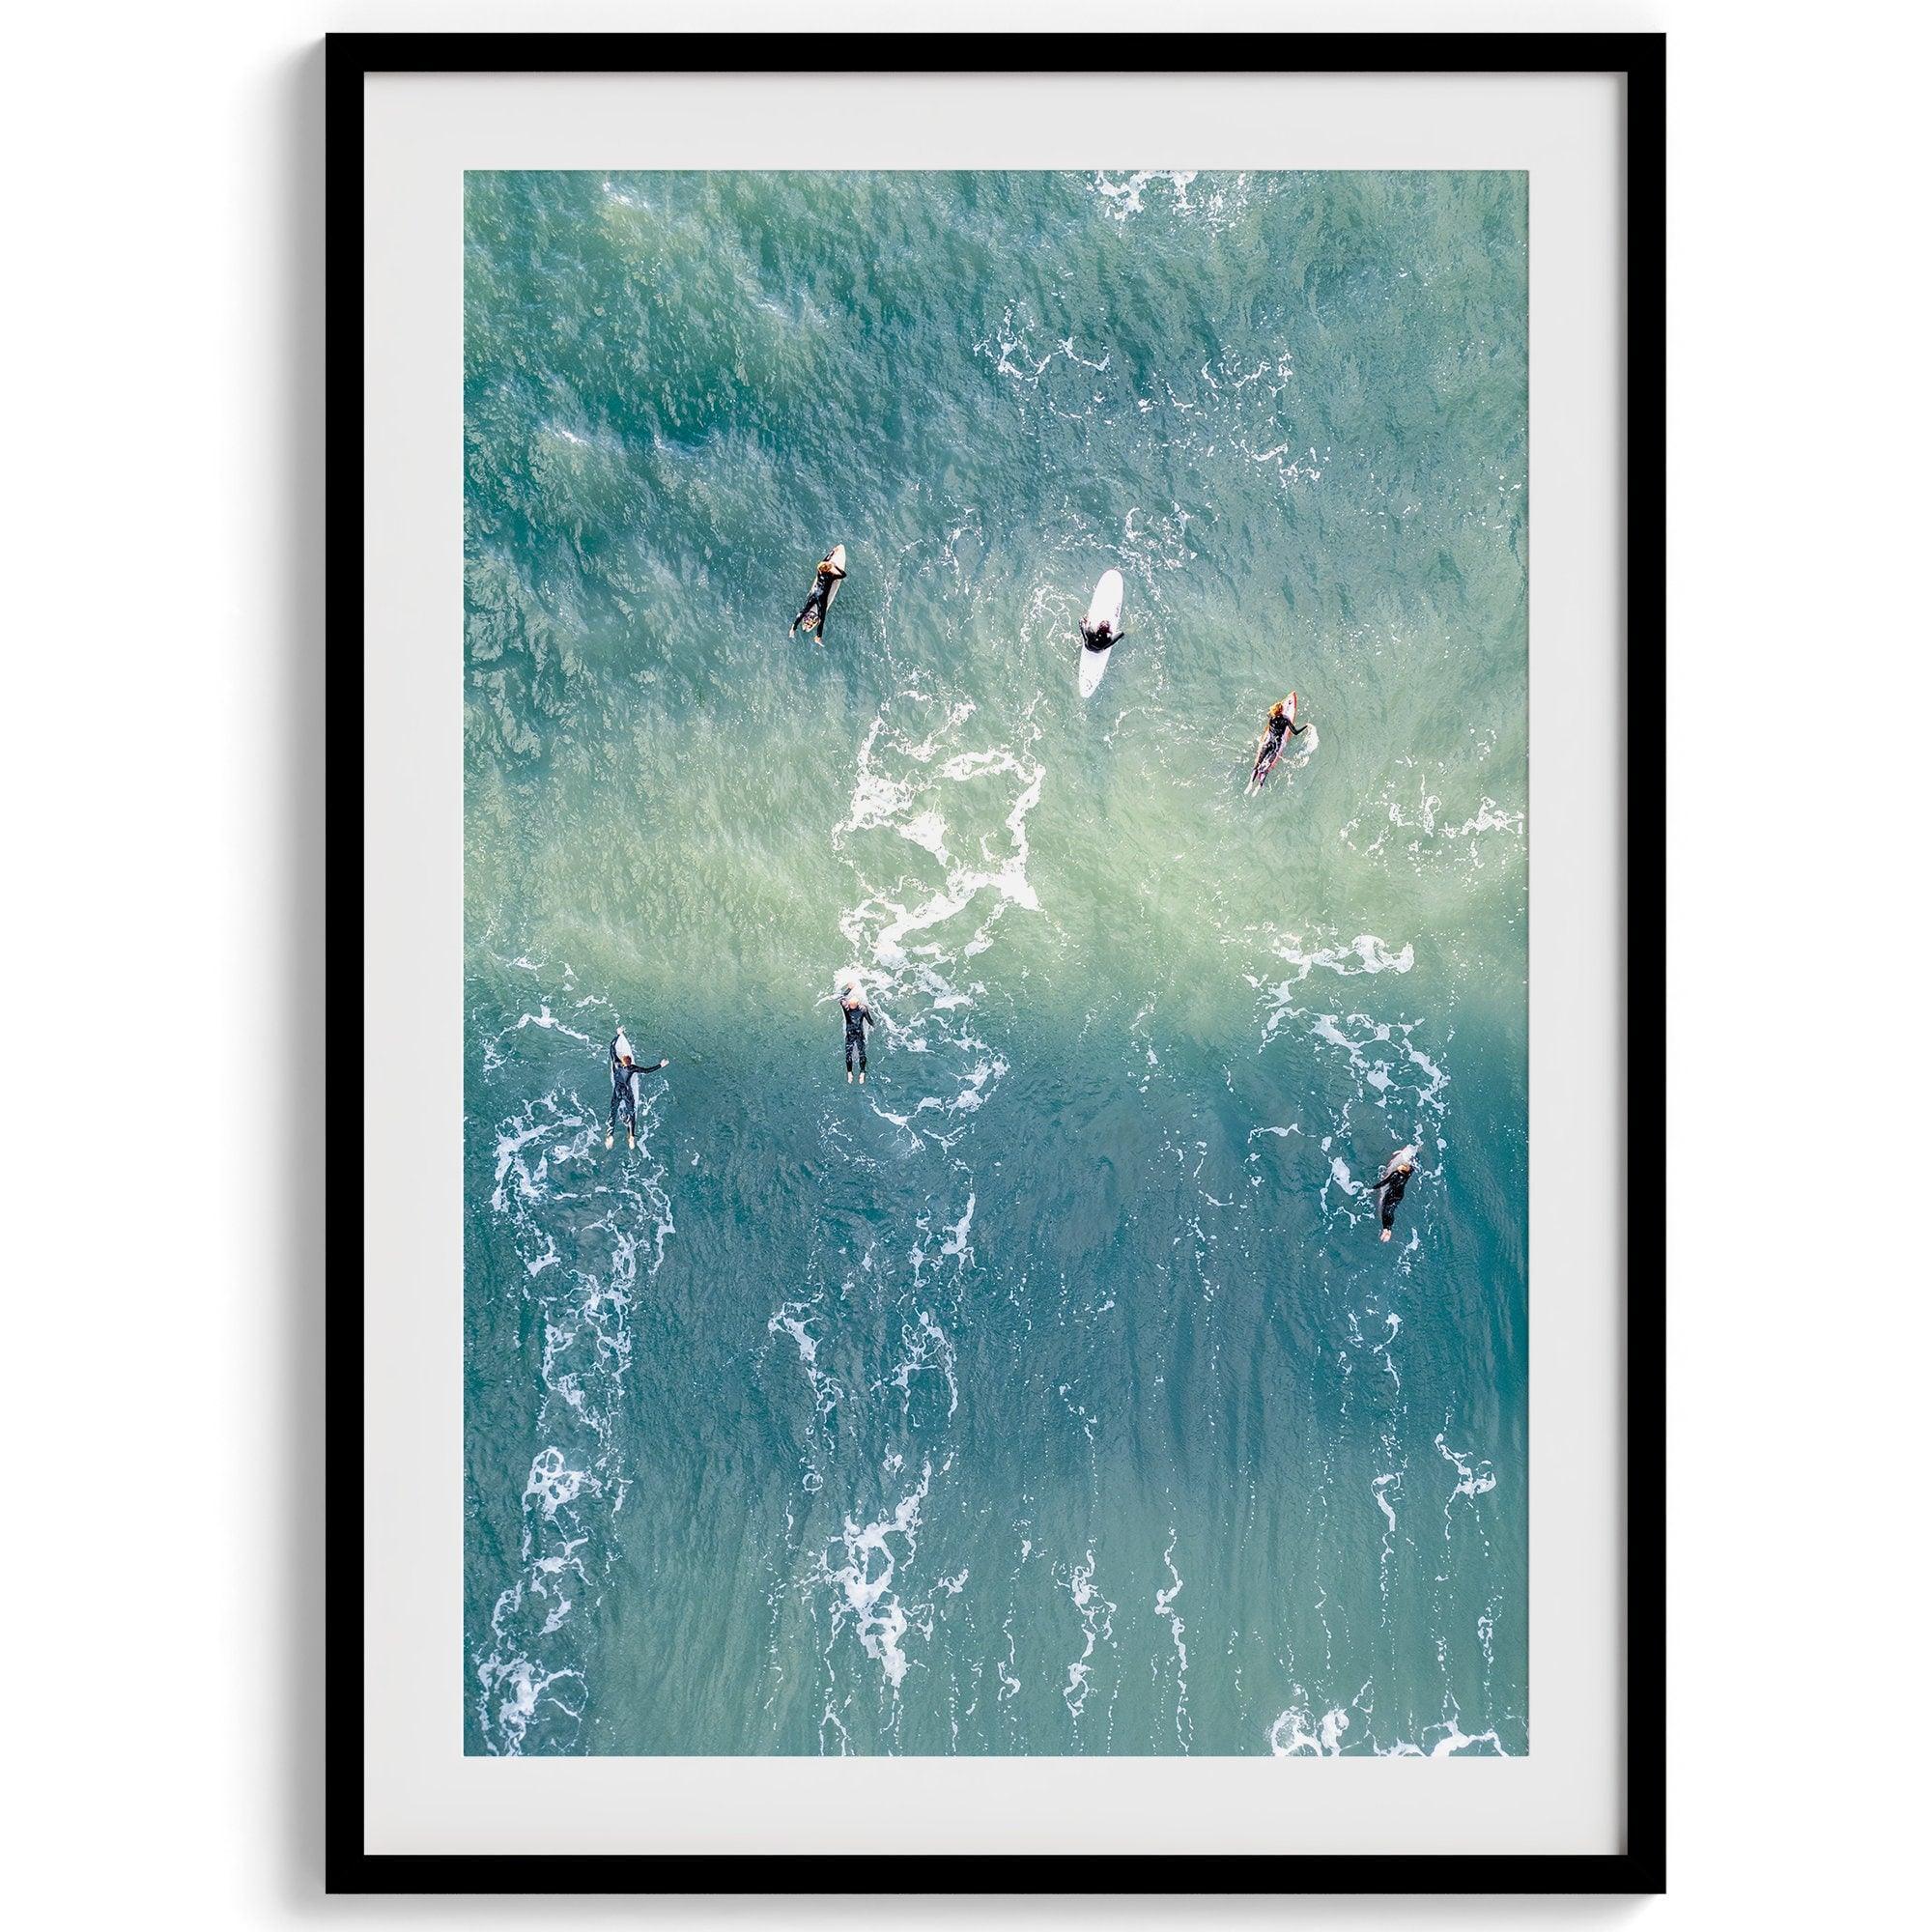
[464,170,1527,1756]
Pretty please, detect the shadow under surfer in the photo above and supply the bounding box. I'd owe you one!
[1370,1149,1418,1242]
[1250,696,1307,788]
[839,984,874,1084]
[790,544,847,643]
[607,1029,669,1150]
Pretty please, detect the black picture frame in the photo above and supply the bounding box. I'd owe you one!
[328,30,1664,1896]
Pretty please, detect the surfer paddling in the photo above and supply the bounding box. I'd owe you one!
[607,1030,669,1150]
[838,980,875,1084]
[1249,696,1307,789]
[1369,1149,1417,1242]
[790,544,848,643]
[1079,611,1117,650]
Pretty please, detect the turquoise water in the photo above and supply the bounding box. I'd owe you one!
[464,170,1527,1756]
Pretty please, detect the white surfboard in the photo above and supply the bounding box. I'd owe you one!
[820,543,846,631]
[1077,569,1124,697]
[1380,1145,1418,1186]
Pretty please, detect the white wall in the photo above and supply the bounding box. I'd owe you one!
[5,1,1921,1922]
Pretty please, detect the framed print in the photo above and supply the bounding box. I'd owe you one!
[336,30,1663,1891]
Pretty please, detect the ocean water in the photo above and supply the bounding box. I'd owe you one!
[463,169,1527,1757]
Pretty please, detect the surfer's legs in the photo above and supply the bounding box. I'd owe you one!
[845,1037,857,1074]
[1379,1193,1398,1236]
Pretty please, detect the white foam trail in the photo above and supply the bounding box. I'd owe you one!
[525,1445,598,1522]
[799,610,1049,1738]
[1372,1469,1405,1617]
[1372,1472,1400,1535]
[1246,927,1451,1234]
[1266,1705,1509,1758]
[810,1463,934,1691]
[832,689,1045,1138]
[1375,1722,1511,1758]
[474,1635,584,1757]
[1061,1551,1118,1719]
[1436,1434,1498,1500]
[1256,934,1415,1004]
[1155,1532,1191,1750]
[769,1300,844,1420]
[1341,774,1525,869]
[888,1310,958,1421]
[1090,168,1200,220]
[471,1013,676,1755]
[1266,1700,1351,1756]
[939,1195,976,1262]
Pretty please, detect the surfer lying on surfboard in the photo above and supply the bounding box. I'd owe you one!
[607,1030,669,1150]
[1077,570,1126,696]
[1250,696,1306,788]
[839,982,875,1084]
[790,545,847,642]
[1369,1150,1417,1241]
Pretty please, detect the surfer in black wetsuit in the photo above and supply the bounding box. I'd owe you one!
[1079,614,1116,651]
[790,547,847,642]
[607,1032,669,1150]
[840,988,874,1084]
[1250,696,1306,787]
[1371,1153,1416,1242]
